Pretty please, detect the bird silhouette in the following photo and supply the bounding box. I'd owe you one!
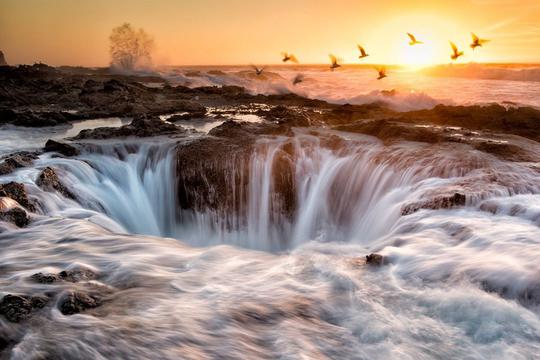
[376,67,387,80]
[281,52,298,63]
[357,45,369,59]
[251,65,265,76]
[292,74,304,85]
[470,33,489,50]
[407,33,423,45]
[450,42,464,60]
[329,54,341,71]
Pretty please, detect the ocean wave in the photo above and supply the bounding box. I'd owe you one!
[423,63,540,82]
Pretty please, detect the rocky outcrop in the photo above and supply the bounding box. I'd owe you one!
[0,182,35,211]
[0,51,6,66]
[401,193,466,215]
[366,253,384,266]
[0,207,29,227]
[36,167,76,199]
[0,109,81,127]
[0,151,39,175]
[31,268,98,284]
[176,125,297,221]
[44,139,80,157]
[398,104,540,142]
[335,119,448,144]
[59,291,102,315]
[0,294,48,323]
[73,116,184,139]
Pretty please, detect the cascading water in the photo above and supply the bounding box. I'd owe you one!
[2,120,540,358]
[16,129,539,253]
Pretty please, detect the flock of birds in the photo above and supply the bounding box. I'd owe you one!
[251,32,489,83]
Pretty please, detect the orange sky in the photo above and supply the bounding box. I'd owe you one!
[1,0,539,66]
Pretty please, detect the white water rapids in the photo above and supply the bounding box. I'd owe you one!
[1,121,540,359]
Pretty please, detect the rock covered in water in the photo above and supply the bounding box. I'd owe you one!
[401,193,466,215]
[36,167,76,199]
[0,182,35,211]
[31,267,98,284]
[59,291,102,315]
[44,139,80,157]
[0,151,39,175]
[0,207,29,227]
[366,253,384,266]
[0,294,48,323]
[73,115,184,139]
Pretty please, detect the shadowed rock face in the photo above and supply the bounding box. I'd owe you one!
[176,121,297,221]
[0,294,48,323]
[0,51,6,66]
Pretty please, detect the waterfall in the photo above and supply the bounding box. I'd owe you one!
[25,131,539,251]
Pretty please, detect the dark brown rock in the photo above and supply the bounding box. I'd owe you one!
[44,139,79,157]
[0,207,29,227]
[401,193,466,215]
[36,167,76,199]
[73,115,184,139]
[30,267,97,284]
[0,294,48,323]
[59,291,101,315]
[0,151,39,175]
[0,182,35,211]
[365,253,384,266]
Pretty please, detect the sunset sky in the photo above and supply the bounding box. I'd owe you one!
[1,0,540,67]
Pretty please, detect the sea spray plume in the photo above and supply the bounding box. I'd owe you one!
[357,44,369,59]
[281,52,299,63]
[251,65,265,76]
[329,54,341,71]
[0,50,7,66]
[109,23,155,71]
[450,41,464,60]
[470,32,490,50]
[407,33,423,45]
[376,67,387,80]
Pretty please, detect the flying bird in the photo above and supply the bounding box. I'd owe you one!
[357,44,369,59]
[281,52,298,63]
[329,54,341,71]
[292,74,304,85]
[470,33,489,50]
[407,33,423,46]
[251,65,265,76]
[376,67,387,80]
[450,42,464,60]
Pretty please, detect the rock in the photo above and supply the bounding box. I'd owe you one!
[30,272,61,284]
[73,115,184,139]
[401,193,466,215]
[0,151,38,175]
[0,207,29,227]
[0,294,48,323]
[260,105,311,127]
[59,291,101,315]
[0,51,6,66]
[335,119,446,144]
[30,267,97,284]
[36,167,76,199]
[365,253,384,266]
[0,182,35,211]
[44,139,79,157]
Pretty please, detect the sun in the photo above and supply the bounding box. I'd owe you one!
[366,13,465,68]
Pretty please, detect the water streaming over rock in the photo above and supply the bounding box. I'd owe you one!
[1,123,540,358]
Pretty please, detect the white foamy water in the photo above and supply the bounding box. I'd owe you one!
[161,64,540,110]
[0,113,539,358]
